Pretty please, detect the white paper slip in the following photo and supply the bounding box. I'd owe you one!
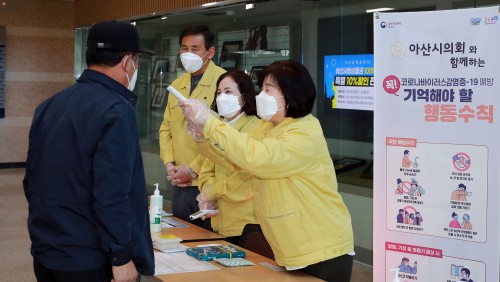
[162,218,189,228]
[154,245,189,254]
[162,211,173,217]
[154,251,220,275]
[259,262,285,272]
[196,243,221,247]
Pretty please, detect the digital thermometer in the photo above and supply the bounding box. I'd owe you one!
[189,210,219,220]
[167,85,187,102]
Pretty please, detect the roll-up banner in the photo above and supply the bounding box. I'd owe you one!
[374,6,500,282]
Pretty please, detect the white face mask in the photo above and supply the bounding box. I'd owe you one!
[180,52,208,73]
[255,90,283,121]
[216,93,242,119]
[124,56,138,91]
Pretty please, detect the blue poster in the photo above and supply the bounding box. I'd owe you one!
[324,54,374,111]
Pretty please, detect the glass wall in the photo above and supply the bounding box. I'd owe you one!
[74,0,499,233]
[131,1,304,202]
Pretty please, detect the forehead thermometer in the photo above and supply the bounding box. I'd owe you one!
[167,85,187,102]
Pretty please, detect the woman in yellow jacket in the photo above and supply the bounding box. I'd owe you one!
[197,70,260,245]
[180,60,354,282]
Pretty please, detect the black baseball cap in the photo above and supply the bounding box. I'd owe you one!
[87,21,155,54]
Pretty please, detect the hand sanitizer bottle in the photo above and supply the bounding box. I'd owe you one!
[149,183,163,233]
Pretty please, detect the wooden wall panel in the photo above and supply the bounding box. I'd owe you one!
[75,0,217,27]
[0,0,74,163]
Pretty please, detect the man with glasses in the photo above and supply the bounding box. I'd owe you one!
[24,21,154,282]
[159,25,225,229]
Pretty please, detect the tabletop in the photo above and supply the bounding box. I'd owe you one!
[152,240,323,282]
[158,216,225,242]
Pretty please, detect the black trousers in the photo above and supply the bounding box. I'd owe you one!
[171,185,211,230]
[34,258,112,282]
[298,254,353,282]
[34,259,142,282]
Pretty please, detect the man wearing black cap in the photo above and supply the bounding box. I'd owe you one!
[23,21,154,282]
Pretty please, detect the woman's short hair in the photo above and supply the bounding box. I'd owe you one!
[257,60,316,118]
[212,70,257,116]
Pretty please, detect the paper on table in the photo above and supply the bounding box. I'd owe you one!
[161,222,175,228]
[259,262,285,272]
[154,251,220,275]
[154,244,189,254]
[162,217,189,228]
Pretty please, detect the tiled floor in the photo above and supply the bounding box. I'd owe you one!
[0,168,36,282]
[0,168,373,281]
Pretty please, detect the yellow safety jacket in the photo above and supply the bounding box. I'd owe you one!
[202,114,354,267]
[159,61,226,185]
[198,114,260,237]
